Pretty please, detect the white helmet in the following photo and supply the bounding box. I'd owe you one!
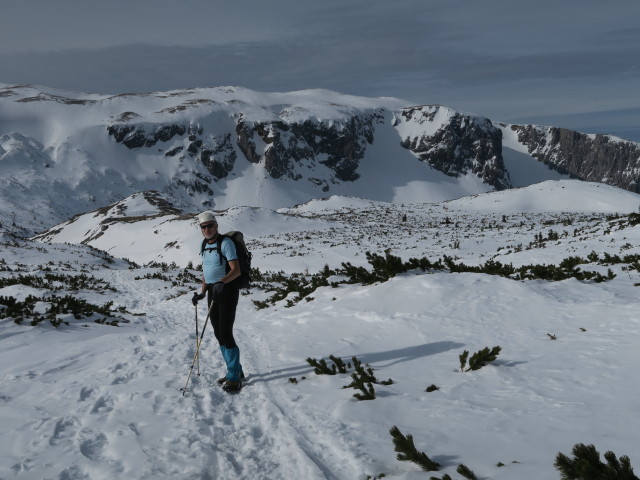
[197,210,216,225]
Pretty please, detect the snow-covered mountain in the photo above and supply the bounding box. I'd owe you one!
[3,83,639,237]
[4,84,640,480]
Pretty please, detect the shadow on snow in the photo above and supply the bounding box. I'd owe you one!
[249,341,465,384]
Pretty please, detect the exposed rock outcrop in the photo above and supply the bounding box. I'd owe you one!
[397,106,510,190]
[510,125,640,192]
[106,123,186,149]
[106,110,384,185]
[236,112,382,182]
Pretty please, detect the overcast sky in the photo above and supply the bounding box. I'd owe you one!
[1,0,639,140]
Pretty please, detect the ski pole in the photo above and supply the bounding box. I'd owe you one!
[181,296,215,395]
[195,305,200,376]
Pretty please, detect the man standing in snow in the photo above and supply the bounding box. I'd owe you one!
[192,210,244,393]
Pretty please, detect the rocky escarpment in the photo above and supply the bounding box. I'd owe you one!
[107,110,384,191]
[106,105,513,195]
[107,122,237,181]
[510,125,640,192]
[237,111,382,184]
[106,123,187,149]
[396,106,510,190]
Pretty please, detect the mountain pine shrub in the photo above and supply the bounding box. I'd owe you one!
[0,273,114,292]
[307,354,358,375]
[329,355,349,374]
[459,350,470,372]
[0,294,129,327]
[253,249,632,310]
[135,272,170,281]
[628,212,640,227]
[390,426,440,472]
[554,443,638,480]
[429,464,478,480]
[459,346,501,372]
[305,355,392,400]
[351,357,376,382]
[342,356,394,400]
[456,464,478,480]
[306,357,337,375]
[347,374,376,400]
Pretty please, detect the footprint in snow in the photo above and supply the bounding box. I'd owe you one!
[49,416,80,447]
[78,428,108,460]
[90,395,114,414]
[111,371,136,385]
[79,387,94,402]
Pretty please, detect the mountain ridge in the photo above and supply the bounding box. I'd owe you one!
[2,83,639,237]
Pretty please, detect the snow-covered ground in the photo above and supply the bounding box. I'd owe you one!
[2,181,640,479]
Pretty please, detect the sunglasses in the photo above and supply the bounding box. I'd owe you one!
[200,223,217,230]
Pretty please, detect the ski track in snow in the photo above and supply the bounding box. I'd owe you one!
[2,268,367,480]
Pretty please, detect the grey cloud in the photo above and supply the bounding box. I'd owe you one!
[1,0,640,141]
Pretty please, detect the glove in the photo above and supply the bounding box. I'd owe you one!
[192,291,205,306]
[212,281,225,297]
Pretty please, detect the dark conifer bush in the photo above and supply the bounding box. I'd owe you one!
[351,356,377,383]
[253,248,631,309]
[0,273,114,292]
[305,355,392,400]
[348,374,376,400]
[459,346,501,372]
[306,357,337,375]
[135,272,170,281]
[554,443,638,480]
[390,426,440,472]
[328,355,348,374]
[628,212,640,226]
[429,464,477,480]
[0,294,129,327]
[467,346,501,371]
[456,464,478,480]
[459,350,470,372]
[172,268,200,286]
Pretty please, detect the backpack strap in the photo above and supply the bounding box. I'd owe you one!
[200,235,229,263]
[216,235,228,265]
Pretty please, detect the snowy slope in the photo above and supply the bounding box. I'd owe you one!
[2,185,640,480]
[34,179,640,272]
[446,179,640,214]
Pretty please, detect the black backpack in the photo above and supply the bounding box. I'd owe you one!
[200,231,252,289]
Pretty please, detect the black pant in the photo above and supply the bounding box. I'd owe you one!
[206,284,239,349]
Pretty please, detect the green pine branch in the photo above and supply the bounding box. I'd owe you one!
[456,463,478,480]
[555,443,638,480]
[460,346,501,372]
[390,426,440,472]
[305,357,336,375]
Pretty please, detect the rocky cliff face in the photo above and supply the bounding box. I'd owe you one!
[396,106,510,190]
[509,125,640,192]
[106,105,511,193]
[106,111,384,191]
[237,111,383,184]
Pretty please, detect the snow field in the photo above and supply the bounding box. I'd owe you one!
[2,183,640,479]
